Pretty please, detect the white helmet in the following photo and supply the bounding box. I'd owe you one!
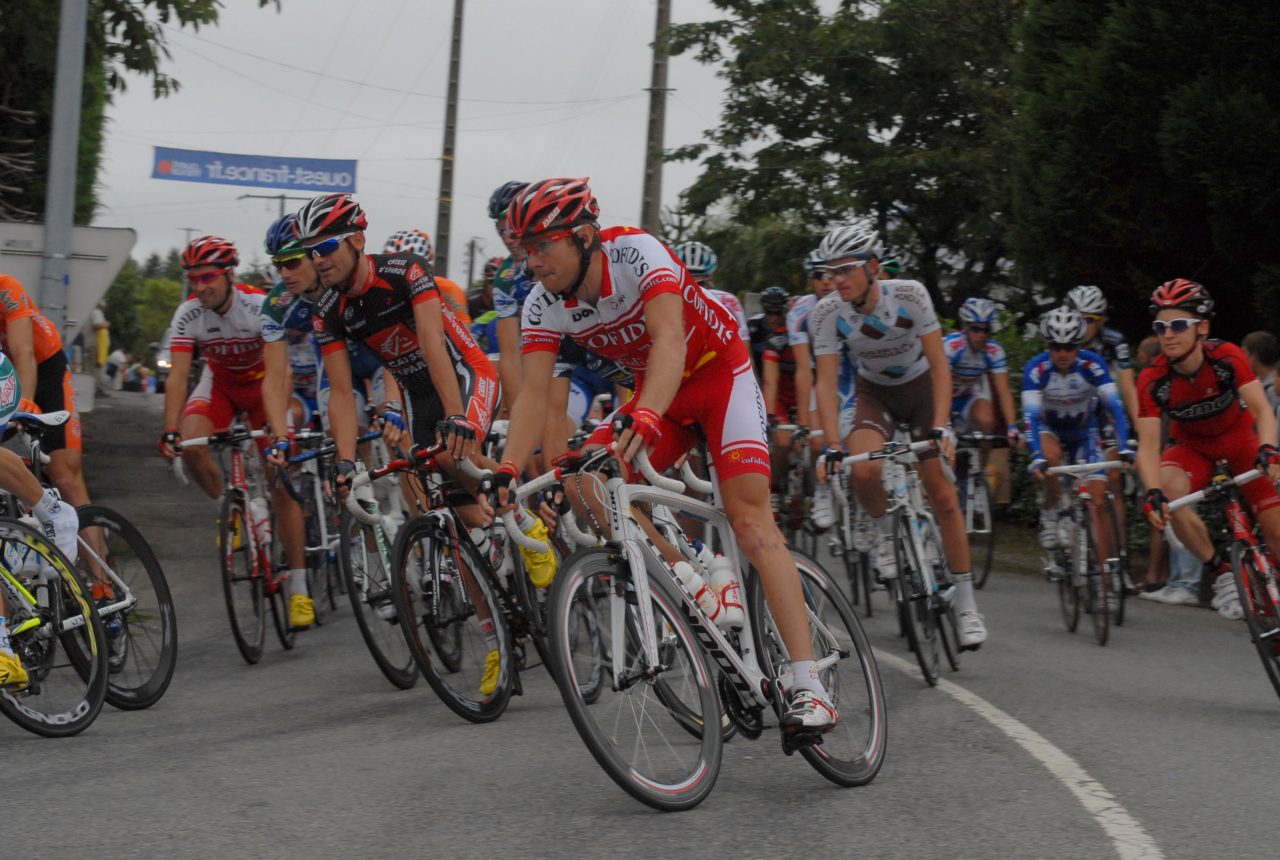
[818,223,880,262]
[673,241,718,278]
[803,248,826,277]
[1065,284,1107,316]
[1040,306,1087,344]
[958,297,998,326]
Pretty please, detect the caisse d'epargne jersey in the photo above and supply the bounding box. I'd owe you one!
[1138,340,1256,440]
[944,331,1008,398]
[311,253,493,404]
[169,283,267,384]
[810,279,941,386]
[519,227,741,381]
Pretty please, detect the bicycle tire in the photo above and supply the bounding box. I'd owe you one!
[507,538,553,671]
[298,473,330,627]
[76,505,178,711]
[967,478,996,589]
[219,493,265,664]
[337,506,416,690]
[1104,492,1128,627]
[1231,543,1280,701]
[749,550,888,787]
[894,512,939,686]
[547,547,722,811]
[0,519,109,737]
[391,514,514,723]
[921,516,960,672]
[1084,510,1110,646]
[1058,560,1081,633]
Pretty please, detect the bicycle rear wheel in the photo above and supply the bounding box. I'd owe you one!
[76,505,178,711]
[1083,511,1111,646]
[547,547,722,811]
[338,506,416,689]
[219,493,265,664]
[1232,543,1280,700]
[966,477,996,589]
[749,550,887,787]
[0,520,109,737]
[894,513,939,686]
[391,515,514,723]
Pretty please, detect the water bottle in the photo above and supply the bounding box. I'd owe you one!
[672,561,721,622]
[708,556,745,630]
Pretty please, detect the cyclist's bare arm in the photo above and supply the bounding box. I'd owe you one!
[323,348,360,463]
[6,316,37,403]
[814,352,842,448]
[262,340,293,440]
[618,292,686,461]
[1240,378,1279,448]
[162,348,194,433]
[792,341,815,428]
[762,356,780,416]
[496,316,522,413]
[1134,416,1165,516]
[500,349,557,483]
[413,300,466,418]
[1116,367,1138,424]
[991,369,1017,437]
[921,328,953,431]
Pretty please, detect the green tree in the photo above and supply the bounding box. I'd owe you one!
[0,1,279,223]
[103,258,142,354]
[136,275,182,352]
[1010,0,1280,339]
[666,0,1024,315]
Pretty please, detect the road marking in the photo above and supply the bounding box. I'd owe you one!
[875,649,1165,860]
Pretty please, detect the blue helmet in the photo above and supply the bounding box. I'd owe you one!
[264,214,304,258]
[959,297,998,326]
[488,180,528,221]
[761,286,790,314]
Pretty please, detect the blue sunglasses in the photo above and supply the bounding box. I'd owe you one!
[305,232,355,258]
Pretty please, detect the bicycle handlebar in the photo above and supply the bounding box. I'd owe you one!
[179,428,267,449]
[1167,469,1263,513]
[838,437,938,472]
[679,462,715,496]
[635,448,685,493]
[1046,460,1128,477]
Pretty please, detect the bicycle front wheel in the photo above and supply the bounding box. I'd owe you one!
[750,550,887,787]
[894,513,939,686]
[219,493,265,664]
[967,478,996,589]
[391,515,514,723]
[547,547,722,812]
[1083,511,1111,646]
[1232,543,1280,700]
[0,520,109,737]
[76,505,178,711]
[338,506,416,689]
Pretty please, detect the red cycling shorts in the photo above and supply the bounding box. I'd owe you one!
[1162,426,1280,515]
[182,366,269,446]
[586,351,771,483]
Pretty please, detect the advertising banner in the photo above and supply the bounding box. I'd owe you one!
[152,147,356,193]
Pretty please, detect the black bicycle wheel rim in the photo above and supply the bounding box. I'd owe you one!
[548,547,722,811]
[1232,544,1280,700]
[338,506,417,689]
[390,515,513,723]
[970,480,996,589]
[1085,513,1110,646]
[219,493,265,664]
[77,505,178,711]
[0,521,109,737]
[894,513,937,686]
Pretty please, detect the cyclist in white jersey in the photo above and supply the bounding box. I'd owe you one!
[810,223,987,649]
[156,235,314,629]
[944,297,1019,443]
[495,178,839,730]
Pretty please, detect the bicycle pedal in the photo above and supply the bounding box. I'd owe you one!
[959,642,982,653]
[780,727,825,756]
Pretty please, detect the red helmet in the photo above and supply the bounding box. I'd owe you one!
[295,193,369,241]
[505,177,600,240]
[181,235,239,270]
[1150,278,1214,318]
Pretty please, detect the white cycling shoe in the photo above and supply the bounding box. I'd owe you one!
[957,609,987,650]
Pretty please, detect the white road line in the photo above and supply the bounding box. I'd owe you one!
[874,649,1165,860]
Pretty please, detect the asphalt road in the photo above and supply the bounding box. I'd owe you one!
[9,391,1271,859]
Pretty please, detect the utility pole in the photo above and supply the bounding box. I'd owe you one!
[640,0,672,235]
[434,0,465,278]
[238,192,312,219]
[465,236,485,286]
[178,227,201,246]
[37,0,88,332]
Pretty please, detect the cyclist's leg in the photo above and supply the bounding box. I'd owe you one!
[179,371,226,500]
[33,352,90,506]
[1161,444,1215,562]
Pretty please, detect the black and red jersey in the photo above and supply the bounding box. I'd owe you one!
[312,253,494,403]
[1137,339,1256,440]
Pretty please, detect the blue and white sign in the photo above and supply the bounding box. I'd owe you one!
[152,147,357,193]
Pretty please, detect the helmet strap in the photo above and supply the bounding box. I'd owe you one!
[562,226,599,300]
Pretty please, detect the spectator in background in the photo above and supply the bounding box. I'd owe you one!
[90,300,110,396]
[1243,330,1280,413]
[105,346,126,390]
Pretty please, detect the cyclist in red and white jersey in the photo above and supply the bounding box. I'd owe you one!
[1137,279,1280,620]
[494,178,838,730]
[810,222,987,648]
[156,235,314,629]
[673,241,749,341]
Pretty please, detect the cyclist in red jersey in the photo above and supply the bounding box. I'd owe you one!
[1137,279,1280,620]
[493,178,839,731]
[157,235,315,629]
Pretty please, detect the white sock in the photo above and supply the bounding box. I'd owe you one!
[32,488,60,521]
[288,569,309,598]
[788,659,826,696]
[952,572,977,613]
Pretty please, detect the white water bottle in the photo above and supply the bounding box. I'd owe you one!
[672,561,721,622]
[249,496,272,546]
[708,557,745,630]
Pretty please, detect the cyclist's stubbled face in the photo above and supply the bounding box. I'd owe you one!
[828,256,876,304]
[188,266,231,310]
[965,325,989,352]
[281,255,324,301]
[1049,343,1078,372]
[524,228,587,293]
[312,232,364,290]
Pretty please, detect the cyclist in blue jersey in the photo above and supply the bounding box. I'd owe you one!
[944,298,1019,445]
[1022,306,1132,552]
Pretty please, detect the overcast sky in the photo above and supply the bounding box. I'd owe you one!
[94,0,729,282]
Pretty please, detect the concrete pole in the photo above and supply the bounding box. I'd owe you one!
[640,0,672,234]
[434,0,465,278]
